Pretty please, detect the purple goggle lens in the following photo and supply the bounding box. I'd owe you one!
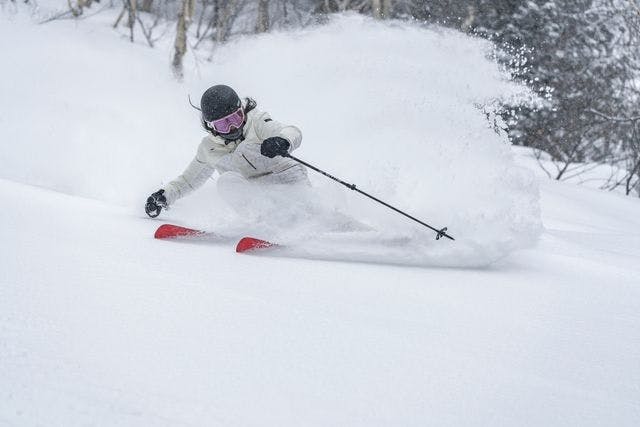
[207,108,245,134]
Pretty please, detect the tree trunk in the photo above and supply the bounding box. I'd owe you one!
[255,0,269,33]
[382,0,391,18]
[172,0,195,80]
[113,7,126,28]
[371,0,381,19]
[140,0,153,13]
[216,0,238,43]
[372,0,391,19]
[128,0,137,42]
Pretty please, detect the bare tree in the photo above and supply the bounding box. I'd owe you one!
[216,0,240,43]
[172,0,196,79]
[382,0,391,17]
[256,0,270,32]
[140,0,153,13]
[371,0,381,18]
[320,0,369,13]
[587,109,640,196]
[127,0,137,42]
[66,0,97,17]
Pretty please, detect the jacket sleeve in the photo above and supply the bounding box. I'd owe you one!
[254,111,302,152]
[163,143,215,205]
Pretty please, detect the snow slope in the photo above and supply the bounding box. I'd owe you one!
[2,6,640,426]
[2,169,640,426]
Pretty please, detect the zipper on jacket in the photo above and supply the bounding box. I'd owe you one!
[242,154,258,170]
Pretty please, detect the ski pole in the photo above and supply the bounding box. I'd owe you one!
[283,154,455,241]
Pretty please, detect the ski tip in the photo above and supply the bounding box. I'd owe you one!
[236,237,275,253]
[154,224,204,239]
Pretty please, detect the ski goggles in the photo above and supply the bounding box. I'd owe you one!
[206,107,245,134]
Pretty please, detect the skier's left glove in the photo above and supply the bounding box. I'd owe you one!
[260,136,290,158]
[145,189,168,218]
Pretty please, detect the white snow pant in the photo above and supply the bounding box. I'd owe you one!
[217,165,371,231]
[217,165,314,222]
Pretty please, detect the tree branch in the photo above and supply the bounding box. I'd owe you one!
[588,109,640,123]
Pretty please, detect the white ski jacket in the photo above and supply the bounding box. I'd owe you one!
[163,107,302,205]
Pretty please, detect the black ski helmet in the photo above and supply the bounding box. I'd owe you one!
[200,85,256,142]
[200,85,241,122]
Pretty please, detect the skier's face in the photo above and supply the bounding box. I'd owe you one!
[218,125,244,142]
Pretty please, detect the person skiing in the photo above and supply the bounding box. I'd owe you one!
[145,85,308,218]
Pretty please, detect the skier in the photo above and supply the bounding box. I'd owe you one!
[145,85,308,218]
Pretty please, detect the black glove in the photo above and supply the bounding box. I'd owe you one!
[260,136,290,158]
[145,189,168,218]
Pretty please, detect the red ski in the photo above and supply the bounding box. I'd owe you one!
[154,224,205,239]
[153,224,235,243]
[155,224,277,253]
[235,237,277,253]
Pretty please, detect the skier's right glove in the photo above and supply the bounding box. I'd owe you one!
[145,189,168,218]
[261,136,290,158]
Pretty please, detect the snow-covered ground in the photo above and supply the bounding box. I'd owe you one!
[513,145,640,196]
[1,5,640,426]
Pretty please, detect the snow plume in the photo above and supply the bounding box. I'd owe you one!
[0,12,541,266]
[187,15,542,266]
